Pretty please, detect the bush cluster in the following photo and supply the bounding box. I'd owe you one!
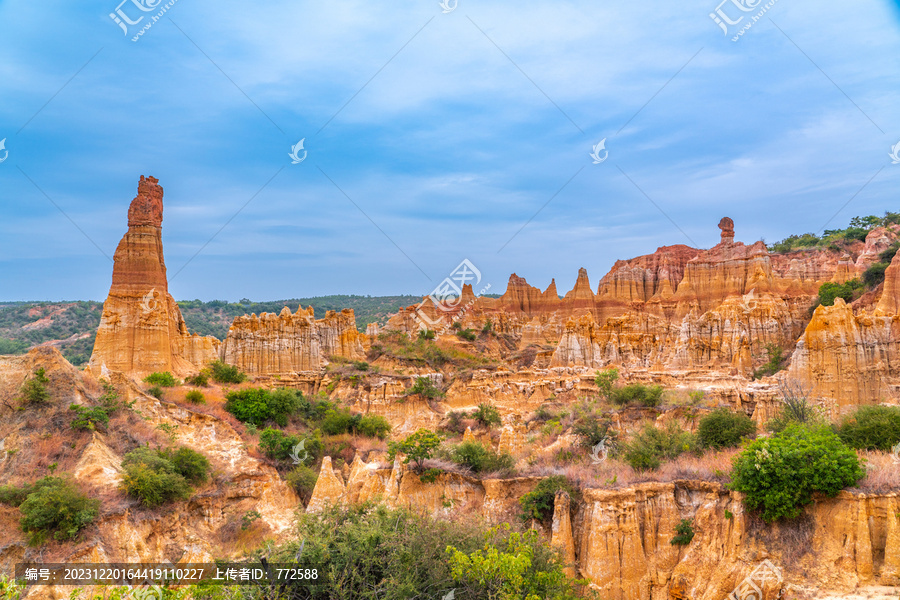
[470,403,501,427]
[225,388,300,427]
[671,519,695,545]
[610,383,664,407]
[838,405,900,451]
[817,279,864,307]
[19,367,50,404]
[258,428,323,465]
[405,376,445,399]
[143,372,179,387]
[519,475,578,524]
[0,477,99,544]
[208,360,247,384]
[447,442,514,474]
[730,424,865,521]
[388,429,442,470]
[264,503,579,600]
[286,465,319,504]
[121,446,210,507]
[697,408,756,449]
[620,422,697,470]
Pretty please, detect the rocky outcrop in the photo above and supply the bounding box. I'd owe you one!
[88,176,219,377]
[789,250,900,405]
[221,306,364,375]
[306,456,346,512]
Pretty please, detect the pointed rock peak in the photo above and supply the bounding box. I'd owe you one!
[128,175,164,228]
[279,306,292,318]
[461,283,475,303]
[543,279,558,297]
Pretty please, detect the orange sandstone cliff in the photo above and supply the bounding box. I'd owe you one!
[88,176,219,377]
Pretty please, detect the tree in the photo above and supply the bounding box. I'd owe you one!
[20,368,50,404]
[388,429,442,470]
[594,368,618,400]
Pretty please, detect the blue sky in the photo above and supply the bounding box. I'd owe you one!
[1,0,898,302]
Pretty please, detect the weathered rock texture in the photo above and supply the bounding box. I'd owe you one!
[790,250,900,405]
[221,306,364,375]
[306,452,900,599]
[383,218,899,405]
[88,176,219,377]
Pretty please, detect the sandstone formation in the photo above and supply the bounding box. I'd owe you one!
[221,306,364,375]
[88,176,219,378]
[790,250,900,405]
[380,218,900,406]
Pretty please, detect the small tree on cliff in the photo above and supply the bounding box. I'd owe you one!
[388,429,441,471]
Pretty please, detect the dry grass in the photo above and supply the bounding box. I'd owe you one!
[520,447,738,490]
[850,450,900,493]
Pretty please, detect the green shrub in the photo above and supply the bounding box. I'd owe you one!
[879,241,900,264]
[356,414,391,439]
[697,408,756,449]
[670,519,694,545]
[0,483,34,506]
[185,372,209,387]
[519,475,578,524]
[817,279,864,306]
[143,372,179,387]
[447,524,581,600]
[864,262,889,287]
[286,465,318,504]
[730,424,865,521]
[482,320,493,334]
[147,386,165,399]
[208,360,247,384]
[471,403,501,427]
[752,343,787,379]
[17,477,99,544]
[352,360,370,371]
[258,428,303,462]
[20,367,50,404]
[264,503,579,600]
[0,574,25,600]
[321,408,358,436]
[594,367,619,400]
[388,429,442,470]
[621,422,698,471]
[161,446,210,484]
[225,387,300,427]
[185,389,205,404]
[417,329,436,340]
[449,442,514,474]
[573,417,615,448]
[456,328,477,341]
[70,404,112,431]
[838,405,900,451]
[121,445,209,507]
[610,383,664,407]
[406,376,445,399]
[0,338,29,355]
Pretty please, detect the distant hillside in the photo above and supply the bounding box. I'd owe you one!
[0,295,431,366]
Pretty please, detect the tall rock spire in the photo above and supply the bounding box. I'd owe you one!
[88,176,219,377]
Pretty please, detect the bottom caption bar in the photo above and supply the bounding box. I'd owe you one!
[15,564,320,586]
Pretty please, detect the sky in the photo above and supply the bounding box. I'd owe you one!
[1,0,898,302]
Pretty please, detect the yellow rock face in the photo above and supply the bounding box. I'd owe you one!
[222,307,364,375]
[88,177,219,377]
